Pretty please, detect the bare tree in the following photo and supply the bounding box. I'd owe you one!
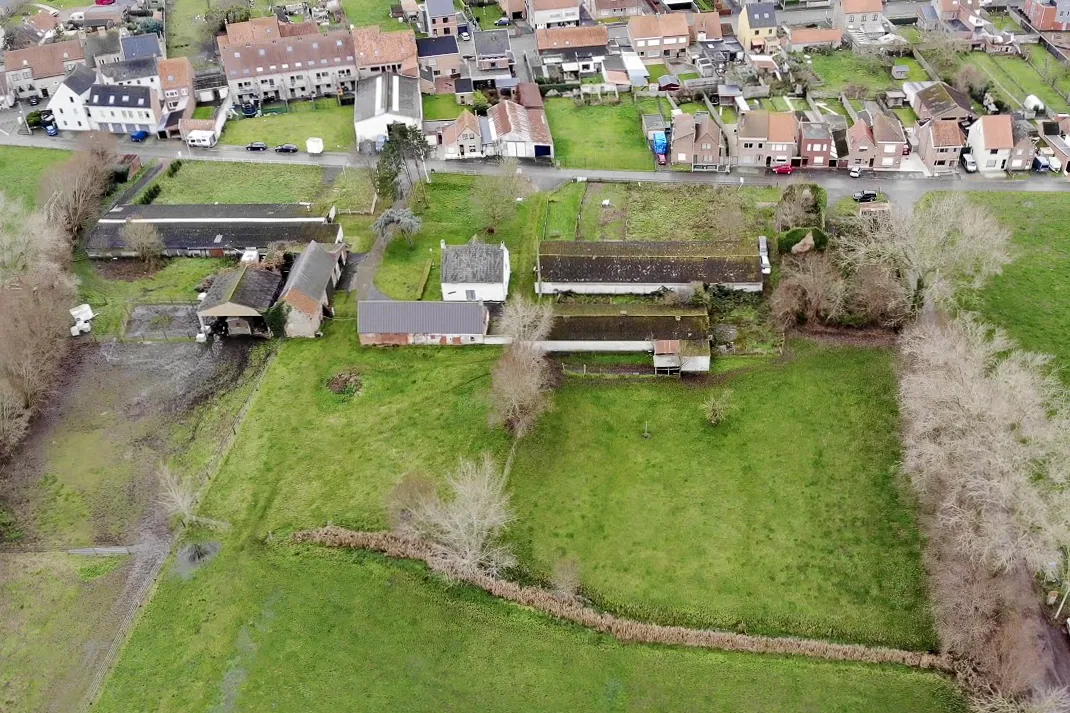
[40,151,111,239]
[846,263,912,329]
[551,557,582,600]
[0,382,29,458]
[498,297,554,343]
[122,222,164,267]
[156,464,230,531]
[774,186,815,232]
[0,274,75,409]
[971,688,1070,713]
[78,131,119,168]
[703,389,733,426]
[833,194,1011,310]
[922,31,967,78]
[955,65,989,98]
[390,455,516,577]
[0,194,68,283]
[371,207,422,248]
[489,342,552,438]
[770,253,848,328]
[475,157,531,229]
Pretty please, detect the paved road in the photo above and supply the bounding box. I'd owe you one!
[4,129,1066,209]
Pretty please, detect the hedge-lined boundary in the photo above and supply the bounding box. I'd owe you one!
[292,526,954,672]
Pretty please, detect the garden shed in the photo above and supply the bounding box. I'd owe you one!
[196,265,282,338]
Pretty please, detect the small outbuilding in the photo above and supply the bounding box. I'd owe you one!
[197,265,282,338]
[277,241,348,338]
[440,240,510,302]
[358,300,489,345]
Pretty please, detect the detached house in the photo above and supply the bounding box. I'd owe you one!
[1025,0,1070,31]
[440,240,510,302]
[917,119,964,174]
[217,17,358,103]
[670,111,728,171]
[47,64,96,132]
[737,2,778,51]
[438,109,484,159]
[966,114,1014,172]
[351,26,419,78]
[526,0,580,29]
[4,40,86,99]
[581,0,642,20]
[627,14,690,60]
[833,0,885,34]
[737,110,797,167]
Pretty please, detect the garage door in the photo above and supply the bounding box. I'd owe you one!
[534,144,552,158]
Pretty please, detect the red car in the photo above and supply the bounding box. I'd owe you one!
[771,164,794,175]
[95,0,115,5]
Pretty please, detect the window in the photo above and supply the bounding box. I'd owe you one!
[677,152,686,161]
[743,142,753,148]
[989,148,998,154]
[754,29,759,35]
[465,290,476,300]
[986,159,996,167]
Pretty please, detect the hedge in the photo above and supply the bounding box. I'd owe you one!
[778,226,828,254]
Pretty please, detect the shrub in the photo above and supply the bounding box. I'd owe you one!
[166,159,183,177]
[264,303,289,338]
[137,184,162,204]
[778,227,828,254]
[703,389,733,426]
[0,508,23,543]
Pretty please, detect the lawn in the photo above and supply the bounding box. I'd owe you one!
[893,105,919,127]
[575,183,780,243]
[470,1,505,26]
[771,95,792,112]
[810,52,901,94]
[220,98,356,151]
[317,166,377,213]
[340,0,412,30]
[898,25,921,43]
[147,161,325,204]
[893,57,929,82]
[0,146,71,208]
[376,174,543,299]
[544,98,656,171]
[166,0,212,58]
[719,105,738,124]
[191,105,215,119]
[1025,44,1070,96]
[74,257,231,335]
[544,181,586,240]
[508,341,936,649]
[963,52,1070,113]
[988,12,1023,32]
[677,101,706,114]
[679,71,700,81]
[645,63,671,82]
[967,193,1070,373]
[423,93,464,120]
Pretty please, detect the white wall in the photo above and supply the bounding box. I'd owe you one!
[285,307,322,338]
[48,84,91,131]
[442,281,507,301]
[536,281,764,295]
[354,113,419,143]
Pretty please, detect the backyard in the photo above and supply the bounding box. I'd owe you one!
[219,98,356,151]
[0,146,71,209]
[340,0,414,31]
[423,93,465,120]
[809,53,928,94]
[962,51,1070,113]
[544,98,659,171]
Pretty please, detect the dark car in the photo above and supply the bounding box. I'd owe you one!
[274,143,299,153]
[770,164,794,175]
[494,17,509,25]
[853,190,878,203]
[130,130,149,142]
[27,96,39,106]
[245,141,268,151]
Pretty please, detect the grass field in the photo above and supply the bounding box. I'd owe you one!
[423,93,465,120]
[545,98,657,171]
[0,146,71,208]
[968,193,1070,372]
[94,541,963,713]
[509,341,936,649]
[962,52,1070,113]
[376,174,543,299]
[810,53,927,94]
[340,0,412,30]
[575,183,780,243]
[646,64,671,81]
[220,99,356,151]
[148,161,325,204]
[317,166,377,213]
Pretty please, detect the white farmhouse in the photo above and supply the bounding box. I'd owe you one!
[440,240,510,302]
[353,73,422,144]
[47,64,97,132]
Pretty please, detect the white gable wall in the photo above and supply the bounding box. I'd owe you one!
[47,82,91,131]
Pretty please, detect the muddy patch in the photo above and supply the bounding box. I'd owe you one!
[124,304,200,341]
[172,541,222,580]
[326,368,363,399]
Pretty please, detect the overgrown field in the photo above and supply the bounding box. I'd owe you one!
[146,162,326,204]
[510,340,935,649]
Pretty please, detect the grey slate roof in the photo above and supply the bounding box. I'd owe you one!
[746,2,778,28]
[86,83,153,108]
[199,265,282,313]
[100,56,158,82]
[417,35,459,57]
[358,300,488,335]
[83,29,121,62]
[441,241,504,284]
[280,241,339,310]
[425,0,455,19]
[455,77,474,93]
[539,241,761,285]
[353,73,422,123]
[549,304,710,341]
[121,33,162,60]
[102,203,321,220]
[86,221,341,253]
[474,29,510,57]
[63,64,98,95]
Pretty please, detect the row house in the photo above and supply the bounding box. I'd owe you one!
[352,26,419,78]
[1024,0,1070,31]
[798,121,835,168]
[627,13,690,61]
[912,81,975,123]
[581,0,642,20]
[472,30,515,76]
[4,40,87,99]
[871,112,906,170]
[85,83,163,134]
[47,64,96,131]
[536,25,610,80]
[100,56,161,95]
[526,0,581,30]
[689,12,723,42]
[737,110,797,167]
[218,17,360,103]
[670,111,728,171]
[917,119,965,174]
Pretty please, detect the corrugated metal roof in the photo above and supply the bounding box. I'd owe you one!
[358,301,488,335]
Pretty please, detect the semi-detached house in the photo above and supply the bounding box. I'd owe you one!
[218,17,359,103]
[526,0,581,30]
[627,13,690,61]
[4,40,86,99]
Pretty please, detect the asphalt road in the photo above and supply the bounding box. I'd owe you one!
[2,129,1065,209]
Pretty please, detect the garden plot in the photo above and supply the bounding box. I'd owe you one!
[124,304,201,340]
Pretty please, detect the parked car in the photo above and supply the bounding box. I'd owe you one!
[274,143,299,153]
[69,11,85,21]
[961,153,977,173]
[45,124,59,137]
[770,164,794,175]
[849,166,862,178]
[27,96,39,106]
[130,130,149,142]
[246,141,268,151]
[95,0,116,5]
[460,30,471,40]
[853,190,878,203]
[494,17,509,25]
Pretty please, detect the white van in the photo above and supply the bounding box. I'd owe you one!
[186,130,217,148]
[69,11,85,22]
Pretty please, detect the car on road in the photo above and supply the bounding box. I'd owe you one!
[770,164,794,175]
[494,17,509,25]
[246,141,268,151]
[45,124,59,137]
[27,96,39,106]
[853,190,878,203]
[95,0,116,5]
[274,143,299,153]
[130,130,149,142]
[849,166,862,178]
